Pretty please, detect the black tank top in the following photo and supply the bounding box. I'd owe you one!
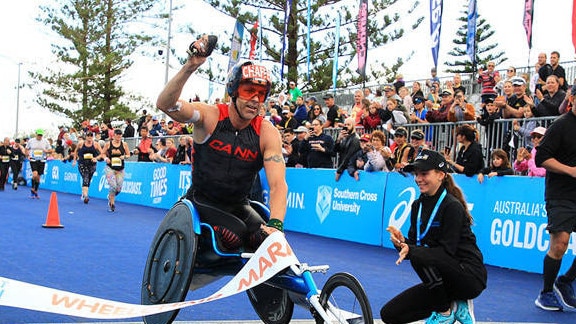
[192,104,264,204]
[77,142,100,165]
[107,140,126,171]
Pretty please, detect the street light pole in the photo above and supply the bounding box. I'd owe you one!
[164,0,173,85]
[15,62,22,138]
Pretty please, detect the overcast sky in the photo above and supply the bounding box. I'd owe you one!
[0,0,574,139]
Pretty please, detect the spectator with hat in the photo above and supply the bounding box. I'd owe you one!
[410,129,428,156]
[293,126,310,168]
[278,106,298,130]
[347,133,372,180]
[499,76,531,119]
[410,96,428,124]
[426,88,453,123]
[149,116,163,136]
[288,80,302,104]
[526,126,547,177]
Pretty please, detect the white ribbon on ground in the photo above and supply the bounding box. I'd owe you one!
[0,231,299,319]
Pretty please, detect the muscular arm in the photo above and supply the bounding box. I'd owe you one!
[156,37,216,142]
[261,122,288,223]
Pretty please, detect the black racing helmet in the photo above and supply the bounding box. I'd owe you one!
[226,61,272,101]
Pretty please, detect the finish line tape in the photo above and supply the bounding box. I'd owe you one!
[0,232,299,319]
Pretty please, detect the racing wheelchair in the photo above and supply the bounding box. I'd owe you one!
[141,198,373,324]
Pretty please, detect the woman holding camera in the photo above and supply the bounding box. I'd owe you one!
[447,90,476,122]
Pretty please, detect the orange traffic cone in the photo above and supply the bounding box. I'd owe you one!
[42,192,64,228]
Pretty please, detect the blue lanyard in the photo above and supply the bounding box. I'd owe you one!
[416,189,447,246]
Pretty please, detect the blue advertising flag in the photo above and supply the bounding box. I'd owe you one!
[429,0,443,68]
[280,0,293,79]
[466,0,477,63]
[227,20,244,73]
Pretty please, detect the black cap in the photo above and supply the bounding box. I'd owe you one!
[85,132,94,137]
[413,96,425,104]
[410,130,425,140]
[322,93,334,99]
[14,138,20,143]
[114,129,123,135]
[395,127,407,137]
[403,149,450,173]
[485,97,495,104]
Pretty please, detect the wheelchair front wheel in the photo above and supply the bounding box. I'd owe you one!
[316,272,373,324]
[141,201,198,324]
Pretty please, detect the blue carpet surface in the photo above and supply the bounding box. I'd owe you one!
[0,188,573,323]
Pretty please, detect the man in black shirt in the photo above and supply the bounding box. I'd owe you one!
[534,102,576,311]
[123,118,135,138]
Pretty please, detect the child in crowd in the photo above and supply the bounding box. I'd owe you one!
[513,147,531,175]
[477,148,514,183]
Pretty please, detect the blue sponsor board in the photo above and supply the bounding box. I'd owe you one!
[22,160,575,274]
[34,160,191,211]
[283,168,385,246]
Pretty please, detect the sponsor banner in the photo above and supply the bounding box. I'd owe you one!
[523,0,534,49]
[429,0,443,68]
[284,168,384,245]
[0,232,298,319]
[31,160,191,210]
[356,0,369,78]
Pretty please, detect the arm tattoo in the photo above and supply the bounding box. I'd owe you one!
[264,154,284,163]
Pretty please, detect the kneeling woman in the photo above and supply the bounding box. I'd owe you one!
[381,149,487,324]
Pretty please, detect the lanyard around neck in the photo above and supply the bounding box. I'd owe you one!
[416,189,447,246]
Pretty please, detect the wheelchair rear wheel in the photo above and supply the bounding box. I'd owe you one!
[141,201,197,324]
[316,272,373,324]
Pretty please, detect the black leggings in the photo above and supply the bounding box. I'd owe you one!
[380,247,486,324]
[78,163,97,187]
[0,162,8,187]
[10,161,22,183]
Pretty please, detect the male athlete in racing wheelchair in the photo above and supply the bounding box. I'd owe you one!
[143,35,372,324]
[144,34,290,323]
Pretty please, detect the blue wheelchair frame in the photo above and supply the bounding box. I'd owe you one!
[143,198,373,324]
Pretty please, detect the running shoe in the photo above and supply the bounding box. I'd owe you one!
[453,300,475,324]
[30,189,36,199]
[425,311,455,324]
[108,199,115,212]
[535,291,563,311]
[83,196,89,204]
[12,183,17,190]
[554,277,576,310]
